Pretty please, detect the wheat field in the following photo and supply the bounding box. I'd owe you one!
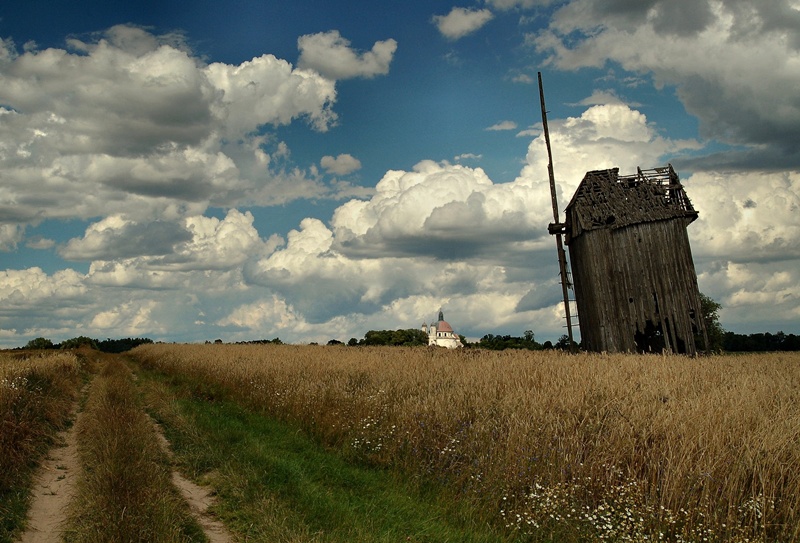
[0,351,81,487]
[132,344,800,542]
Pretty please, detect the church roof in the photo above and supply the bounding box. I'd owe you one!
[437,320,453,333]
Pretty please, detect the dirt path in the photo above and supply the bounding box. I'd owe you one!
[17,366,233,543]
[170,470,234,543]
[17,416,81,543]
[152,418,234,543]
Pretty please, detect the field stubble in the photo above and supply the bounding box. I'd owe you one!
[131,345,800,542]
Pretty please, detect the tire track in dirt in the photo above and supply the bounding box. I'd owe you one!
[151,417,234,543]
[18,360,233,543]
[17,407,81,543]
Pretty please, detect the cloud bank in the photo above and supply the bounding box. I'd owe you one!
[3,87,797,344]
[0,24,398,233]
[532,0,800,169]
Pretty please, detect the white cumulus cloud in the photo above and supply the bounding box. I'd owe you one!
[321,153,362,175]
[533,0,800,167]
[433,7,495,40]
[297,30,397,80]
[0,268,87,308]
[0,24,342,230]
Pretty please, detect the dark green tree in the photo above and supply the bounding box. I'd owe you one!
[96,337,153,353]
[363,329,428,346]
[555,334,579,351]
[60,336,98,350]
[25,337,54,350]
[477,332,541,351]
[698,293,724,352]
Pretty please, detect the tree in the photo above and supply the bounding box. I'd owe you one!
[477,332,541,351]
[96,337,153,353]
[363,329,428,346]
[25,337,54,350]
[60,336,98,350]
[555,334,579,351]
[698,293,724,352]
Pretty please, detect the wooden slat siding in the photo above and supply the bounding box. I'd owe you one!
[570,219,704,353]
[563,165,708,355]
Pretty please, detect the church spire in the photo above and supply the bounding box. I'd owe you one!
[438,309,444,322]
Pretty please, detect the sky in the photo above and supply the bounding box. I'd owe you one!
[1,0,798,347]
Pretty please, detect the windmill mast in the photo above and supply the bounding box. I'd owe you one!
[537,72,576,352]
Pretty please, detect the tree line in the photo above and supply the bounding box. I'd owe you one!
[334,329,579,350]
[21,336,154,353]
[721,331,800,352]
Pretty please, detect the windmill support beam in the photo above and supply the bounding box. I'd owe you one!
[538,72,576,353]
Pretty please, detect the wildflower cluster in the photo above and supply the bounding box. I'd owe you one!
[350,415,391,456]
[1,375,30,390]
[499,471,773,543]
[500,480,572,532]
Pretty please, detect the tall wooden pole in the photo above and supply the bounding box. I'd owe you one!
[538,72,576,352]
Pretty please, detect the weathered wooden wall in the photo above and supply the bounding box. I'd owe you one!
[569,218,707,354]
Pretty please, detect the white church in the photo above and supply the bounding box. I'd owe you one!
[422,310,463,349]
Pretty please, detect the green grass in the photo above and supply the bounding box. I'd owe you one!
[139,369,520,543]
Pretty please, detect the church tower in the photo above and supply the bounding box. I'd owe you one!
[425,310,462,348]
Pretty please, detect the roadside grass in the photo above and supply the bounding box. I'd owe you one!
[63,357,206,543]
[132,344,800,542]
[0,350,82,543]
[138,364,521,543]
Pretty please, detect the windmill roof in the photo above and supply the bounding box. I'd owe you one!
[564,165,698,239]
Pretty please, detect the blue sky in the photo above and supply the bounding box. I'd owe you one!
[1,0,798,347]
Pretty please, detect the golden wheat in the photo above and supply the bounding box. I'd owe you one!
[132,344,800,542]
[0,351,81,481]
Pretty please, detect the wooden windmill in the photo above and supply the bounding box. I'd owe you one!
[537,74,708,355]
